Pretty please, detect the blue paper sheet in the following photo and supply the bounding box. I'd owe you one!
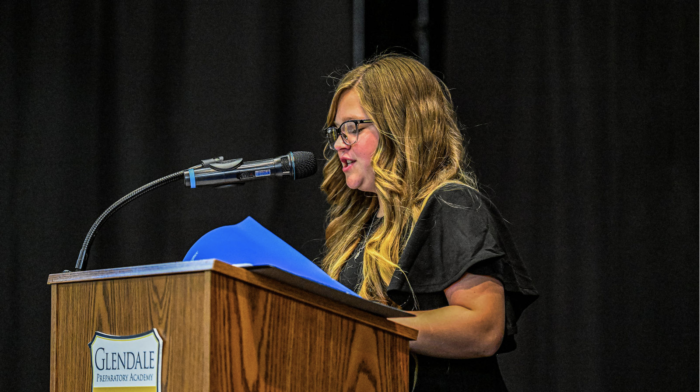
[184,217,360,297]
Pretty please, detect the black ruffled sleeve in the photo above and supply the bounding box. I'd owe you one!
[387,184,538,349]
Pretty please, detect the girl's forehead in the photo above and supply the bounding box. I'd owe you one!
[334,89,368,123]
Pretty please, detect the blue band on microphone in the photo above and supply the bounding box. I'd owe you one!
[188,169,196,188]
[290,152,296,180]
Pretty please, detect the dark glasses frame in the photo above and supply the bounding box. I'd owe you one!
[325,119,373,150]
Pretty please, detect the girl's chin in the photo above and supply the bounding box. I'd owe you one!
[345,179,361,190]
[345,179,376,193]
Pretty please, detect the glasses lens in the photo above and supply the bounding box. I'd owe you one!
[326,127,339,150]
[341,121,358,145]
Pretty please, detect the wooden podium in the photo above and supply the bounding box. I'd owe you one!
[48,259,417,391]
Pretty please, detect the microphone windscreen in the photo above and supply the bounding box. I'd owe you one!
[291,151,317,179]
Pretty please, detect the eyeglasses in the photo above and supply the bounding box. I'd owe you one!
[325,119,373,150]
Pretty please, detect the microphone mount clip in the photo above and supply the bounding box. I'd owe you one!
[208,158,244,172]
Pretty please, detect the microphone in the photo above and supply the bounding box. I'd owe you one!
[184,151,317,188]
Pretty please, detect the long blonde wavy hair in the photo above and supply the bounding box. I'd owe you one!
[321,54,477,305]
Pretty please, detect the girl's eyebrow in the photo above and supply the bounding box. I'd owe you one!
[334,117,362,127]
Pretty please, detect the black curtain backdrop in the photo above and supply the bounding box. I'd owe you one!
[439,2,698,390]
[0,1,697,391]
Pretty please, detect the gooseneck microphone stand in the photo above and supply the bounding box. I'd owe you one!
[73,158,223,272]
[73,151,317,272]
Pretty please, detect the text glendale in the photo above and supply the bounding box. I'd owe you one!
[93,348,156,371]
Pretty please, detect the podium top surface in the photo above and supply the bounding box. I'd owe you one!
[48,259,238,285]
[48,259,418,340]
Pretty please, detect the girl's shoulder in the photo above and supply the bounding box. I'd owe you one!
[426,182,490,212]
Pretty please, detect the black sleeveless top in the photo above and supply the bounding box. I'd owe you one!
[338,184,538,392]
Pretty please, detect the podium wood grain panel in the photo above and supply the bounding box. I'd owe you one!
[52,272,212,392]
[49,263,414,392]
[209,273,410,391]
